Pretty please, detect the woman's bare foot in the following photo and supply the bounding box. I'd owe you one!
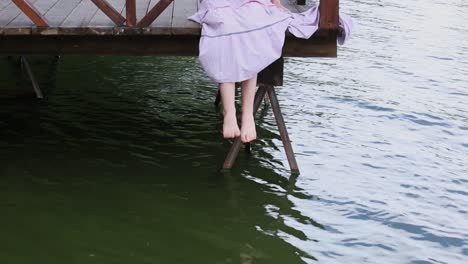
[223,111,241,138]
[240,113,257,143]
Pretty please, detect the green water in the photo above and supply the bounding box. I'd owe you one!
[1,1,468,261]
[0,56,312,263]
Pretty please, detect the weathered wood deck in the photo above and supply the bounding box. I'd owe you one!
[0,0,340,56]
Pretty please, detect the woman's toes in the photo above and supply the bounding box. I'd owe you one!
[223,113,240,138]
[240,125,257,143]
[240,114,256,143]
[223,125,240,138]
[235,129,241,137]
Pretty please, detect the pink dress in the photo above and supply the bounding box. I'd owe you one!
[188,0,353,83]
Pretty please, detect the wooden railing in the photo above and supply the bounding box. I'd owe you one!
[12,0,339,31]
[11,0,174,28]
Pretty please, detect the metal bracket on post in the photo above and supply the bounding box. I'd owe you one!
[20,56,44,99]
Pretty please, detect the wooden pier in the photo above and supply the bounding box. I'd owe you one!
[0,0,342,173]
[0,0,339,56]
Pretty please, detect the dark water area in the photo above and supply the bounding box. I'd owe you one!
[0,0,467,263]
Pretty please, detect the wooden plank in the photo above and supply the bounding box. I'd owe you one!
[60,0,99,27]
[171,0,199,35]
[147,0,174,35]
[90,0,126,26]
[137,0,152,21]
[137,0,173,27]
[2,0,44,35]
[7,0,54,28]
[88,0,126,34]
[44,0,82,27]
[0,0,12,12]
[0,1,22,28]
[11,0,49,27]
[88,0,125,26]
[125,0,136,26]
[119,0,151,28]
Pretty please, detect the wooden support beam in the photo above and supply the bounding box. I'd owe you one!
[126,0,136,27]
[319,0,339,29]
[266,86,299,174]
[12,0,49,27]
[258,57,283,87]
[137,0,173,27]
[90,0,126,26]
[0,35,336,57]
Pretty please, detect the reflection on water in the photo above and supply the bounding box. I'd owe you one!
[0,0,467,263]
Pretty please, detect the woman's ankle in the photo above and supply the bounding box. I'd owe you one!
[224,109,236,118]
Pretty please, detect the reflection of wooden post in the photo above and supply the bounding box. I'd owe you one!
[319,0,339,29]
[126,0,136,27]
[12,0,49,27]
[90,0,126,26]
[20,56,44,99]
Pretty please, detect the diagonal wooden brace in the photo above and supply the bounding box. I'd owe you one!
[137,0,174,27]
[90,0,126,26]
[12,0,49,27]
[266,86,299,174]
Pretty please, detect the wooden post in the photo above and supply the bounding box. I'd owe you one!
[319,0,339,29]
[12,0,49,27]
[137,0,173,27]
[90,0,126,26]
[126,0,136,27]
[266,86,299,174]
[258,57,283,87]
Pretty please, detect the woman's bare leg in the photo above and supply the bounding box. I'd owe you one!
[220,82,241,138]
[240,75,258,143]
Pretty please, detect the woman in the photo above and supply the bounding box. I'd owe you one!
[189,0,352,143]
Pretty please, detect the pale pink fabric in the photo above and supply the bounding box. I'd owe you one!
[188,0,353,83]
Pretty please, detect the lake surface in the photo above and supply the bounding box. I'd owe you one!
[0,0,467,263]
